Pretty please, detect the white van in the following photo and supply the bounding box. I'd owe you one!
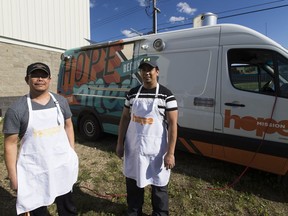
[57,15,288,176]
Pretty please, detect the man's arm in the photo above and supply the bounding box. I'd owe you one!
[116,107,131,158]
[164,110,178,169]
[4,134,19,190]
[65,118,75,149]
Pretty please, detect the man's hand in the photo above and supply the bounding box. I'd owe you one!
[164,153,175,170]
[4,134,19,191]
[9,175,18,191]
[116,143,124,158]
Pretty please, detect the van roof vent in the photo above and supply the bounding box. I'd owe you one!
[193,12,217,28]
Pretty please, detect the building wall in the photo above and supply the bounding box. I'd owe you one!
[0,0,90,117]
[0,0,90,50]
[0,42,61,117]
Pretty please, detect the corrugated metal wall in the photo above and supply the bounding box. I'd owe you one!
[0,0,90,50]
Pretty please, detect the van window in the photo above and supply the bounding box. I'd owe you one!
[228,49,288,97]
[278,55,288,97]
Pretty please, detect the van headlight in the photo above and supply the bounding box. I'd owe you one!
[61,53,72,61]
[153,38,165,51]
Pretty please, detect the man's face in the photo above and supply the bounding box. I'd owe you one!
[139,64,158,85]
[27,70,51,93]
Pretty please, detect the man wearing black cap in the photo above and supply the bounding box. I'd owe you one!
[3,62,79,215]
[117,57,178,215]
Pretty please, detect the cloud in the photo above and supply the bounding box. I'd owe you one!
[138,0,147,7]
[177,2,197,15]
[169,16,186,23]
[90,0,96,8]
[121,30,139,38]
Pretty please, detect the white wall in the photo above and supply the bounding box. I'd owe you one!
[0,0,90,51]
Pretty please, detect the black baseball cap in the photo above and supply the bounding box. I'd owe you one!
[138,57,158,69]
[26,62,51,77]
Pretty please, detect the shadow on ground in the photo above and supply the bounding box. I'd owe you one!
[0,186,17,216]
[73,183,127,215]
[76,133,288,204]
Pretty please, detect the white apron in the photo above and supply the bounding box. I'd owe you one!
[16,93,79,214]
[124,84,170,188]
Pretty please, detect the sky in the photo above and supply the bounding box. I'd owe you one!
[89,0,288,48]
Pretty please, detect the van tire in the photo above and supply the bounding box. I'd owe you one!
[78,115,101,141]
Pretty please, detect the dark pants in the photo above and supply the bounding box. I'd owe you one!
[126,177,169,216]
[21,191,77,216]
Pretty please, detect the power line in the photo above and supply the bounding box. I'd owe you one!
[154,3,288,33]
[92,6,141,28]
[216,0,285,14]
[218,3,288,19]
[93,0,285,30]
[94,1,288,42]
[92,0,158,28]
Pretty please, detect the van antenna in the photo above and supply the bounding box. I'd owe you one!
[84,38,98,44]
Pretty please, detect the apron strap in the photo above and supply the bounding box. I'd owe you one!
[49,93,62,126]
[26,94,32,112]
[155,83,159,98]
[135,83,159,99]
[134,84,160,113]
[135,85,143,100]
[26,94,33,127]
[27,93,62,126]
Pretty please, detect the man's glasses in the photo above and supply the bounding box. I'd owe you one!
[29,73,49,79]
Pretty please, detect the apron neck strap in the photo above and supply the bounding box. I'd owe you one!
[49,93,62,126]
[135,83,159,99]
[27,92,62,126]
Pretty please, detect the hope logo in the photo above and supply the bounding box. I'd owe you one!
[224,110,288,137]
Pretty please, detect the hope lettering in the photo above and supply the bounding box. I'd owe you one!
[224,109,288,137]
[33,126,62,137]
[132,114,154,125]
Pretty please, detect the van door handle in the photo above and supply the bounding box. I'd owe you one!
[225,102,245,107]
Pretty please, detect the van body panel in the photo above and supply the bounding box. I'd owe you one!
[219,24,283,47]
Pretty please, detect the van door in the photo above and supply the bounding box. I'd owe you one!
[160,48,219,156]
[219,47,288,175]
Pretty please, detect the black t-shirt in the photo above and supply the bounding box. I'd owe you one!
[125,84,178,118]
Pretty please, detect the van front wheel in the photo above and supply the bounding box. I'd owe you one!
[78,115,101,141]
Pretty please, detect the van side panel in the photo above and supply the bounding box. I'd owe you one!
[58,42,141,137]
[177,127,288,175]
[135,26,221,133]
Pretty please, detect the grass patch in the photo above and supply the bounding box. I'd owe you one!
[0,123,287,215]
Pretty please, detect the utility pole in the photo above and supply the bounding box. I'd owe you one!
[153,0,160,34]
